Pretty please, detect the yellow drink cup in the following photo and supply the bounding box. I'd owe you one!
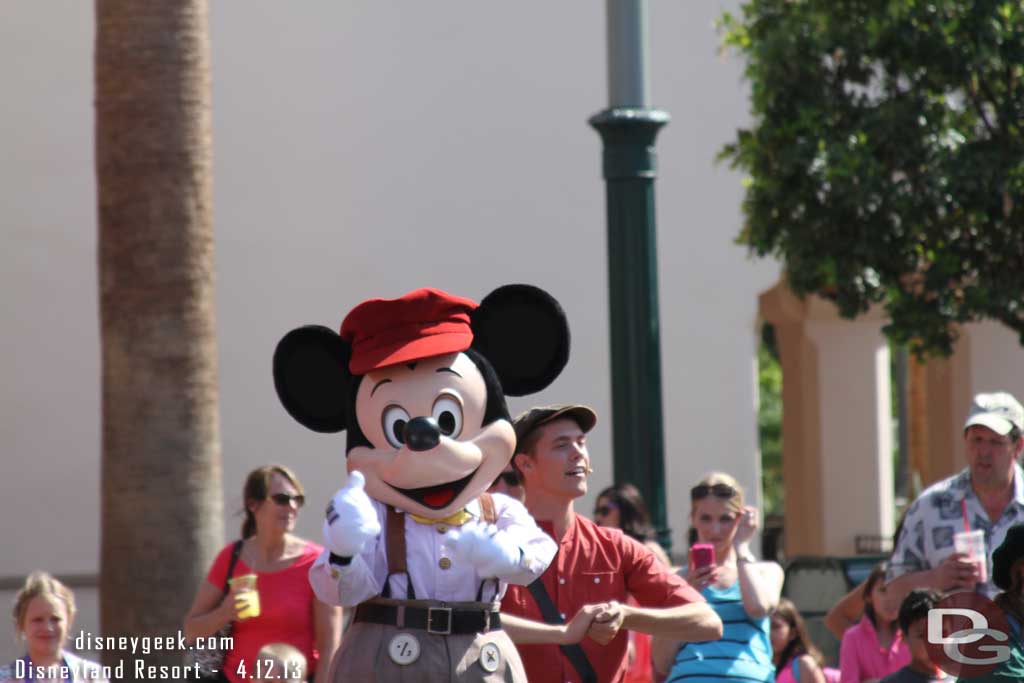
[229,574,261,619]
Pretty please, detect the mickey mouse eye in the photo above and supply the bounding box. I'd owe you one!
[382,405,411,449]
[432,396,463,439]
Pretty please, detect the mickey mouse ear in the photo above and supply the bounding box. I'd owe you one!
[273,326,352,433]
[471,284,570,396]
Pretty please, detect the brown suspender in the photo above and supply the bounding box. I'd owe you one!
[384,505,414,599]
[385,505,407,576]
[479,492,496,524]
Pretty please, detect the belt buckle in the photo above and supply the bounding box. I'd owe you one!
[427,606,453,635]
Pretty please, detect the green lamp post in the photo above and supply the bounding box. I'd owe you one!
[589,0,672,551]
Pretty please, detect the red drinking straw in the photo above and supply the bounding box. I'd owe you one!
[962,498,970,532]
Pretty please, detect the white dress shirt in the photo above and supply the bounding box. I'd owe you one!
[310,493,556,607]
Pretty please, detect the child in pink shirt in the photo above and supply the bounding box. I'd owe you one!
[771,598,840,683]
[838,563,910,683]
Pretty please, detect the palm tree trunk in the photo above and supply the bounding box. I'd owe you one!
[95,1,223,675]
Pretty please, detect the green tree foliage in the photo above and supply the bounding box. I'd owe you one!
[759,325,783,516]
[720,1,1024,356]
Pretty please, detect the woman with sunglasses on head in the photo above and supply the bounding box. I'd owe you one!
[185,465,342,683]
[652,472,784,683]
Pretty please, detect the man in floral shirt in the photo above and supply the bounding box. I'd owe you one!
[887,392,1024,601]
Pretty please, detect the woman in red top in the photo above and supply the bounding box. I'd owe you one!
[185,465,342,683]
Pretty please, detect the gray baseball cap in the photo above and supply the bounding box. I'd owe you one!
[964,392,1024,436]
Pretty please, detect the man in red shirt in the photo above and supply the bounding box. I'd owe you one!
[501,405,721,683]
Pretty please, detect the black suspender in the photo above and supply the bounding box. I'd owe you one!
[526,555,597,683]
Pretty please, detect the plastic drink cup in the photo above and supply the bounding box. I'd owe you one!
[230,573,257,591]
[954,530,988,583]
[229,574,260,619]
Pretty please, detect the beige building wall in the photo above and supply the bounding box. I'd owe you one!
[1,0,778,659]
[761,284,895,557]
[810,312,895,556]
[764,281,1024,557]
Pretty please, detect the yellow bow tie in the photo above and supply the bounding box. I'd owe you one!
[409,508,474,527]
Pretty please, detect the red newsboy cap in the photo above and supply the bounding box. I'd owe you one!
[339,288,479,375]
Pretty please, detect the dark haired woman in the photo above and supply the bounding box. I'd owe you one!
[185,465,341,683]
[595,482,671,567]
[837,562,908,683]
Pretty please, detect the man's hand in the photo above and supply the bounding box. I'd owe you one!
[587,600,627,645]
[933,552,981,591]
[561,604,602,645]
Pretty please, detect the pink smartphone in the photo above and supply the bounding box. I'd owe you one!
[690,544,715,570]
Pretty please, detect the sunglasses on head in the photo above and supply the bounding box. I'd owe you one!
[496,471,521,487]
[690,483,737,500]
[268,493,305,507]
[594,503,618,517]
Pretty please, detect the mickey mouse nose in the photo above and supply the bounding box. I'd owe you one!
[404,417,441,452]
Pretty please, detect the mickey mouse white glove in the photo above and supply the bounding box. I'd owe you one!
[323,471,381,558]
[443,524,523,578]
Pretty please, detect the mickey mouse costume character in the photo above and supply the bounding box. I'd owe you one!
[273,285,566,682]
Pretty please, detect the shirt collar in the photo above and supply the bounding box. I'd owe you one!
[537,510,578,546]
[951,467,972,501]
[1014,464,1024,505]
[404,498,479,526]
[858,615,903,652]
[958,464,1024,505]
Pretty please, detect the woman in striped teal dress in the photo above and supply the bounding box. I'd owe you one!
[653,472,785,683]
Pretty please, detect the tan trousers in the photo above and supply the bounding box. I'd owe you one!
[329,601,526,683]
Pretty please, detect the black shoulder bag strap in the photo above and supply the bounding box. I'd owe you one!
[526,555,597,683]
[221,540,243,598]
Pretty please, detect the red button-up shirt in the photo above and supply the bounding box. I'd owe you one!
[502,512,703,683]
